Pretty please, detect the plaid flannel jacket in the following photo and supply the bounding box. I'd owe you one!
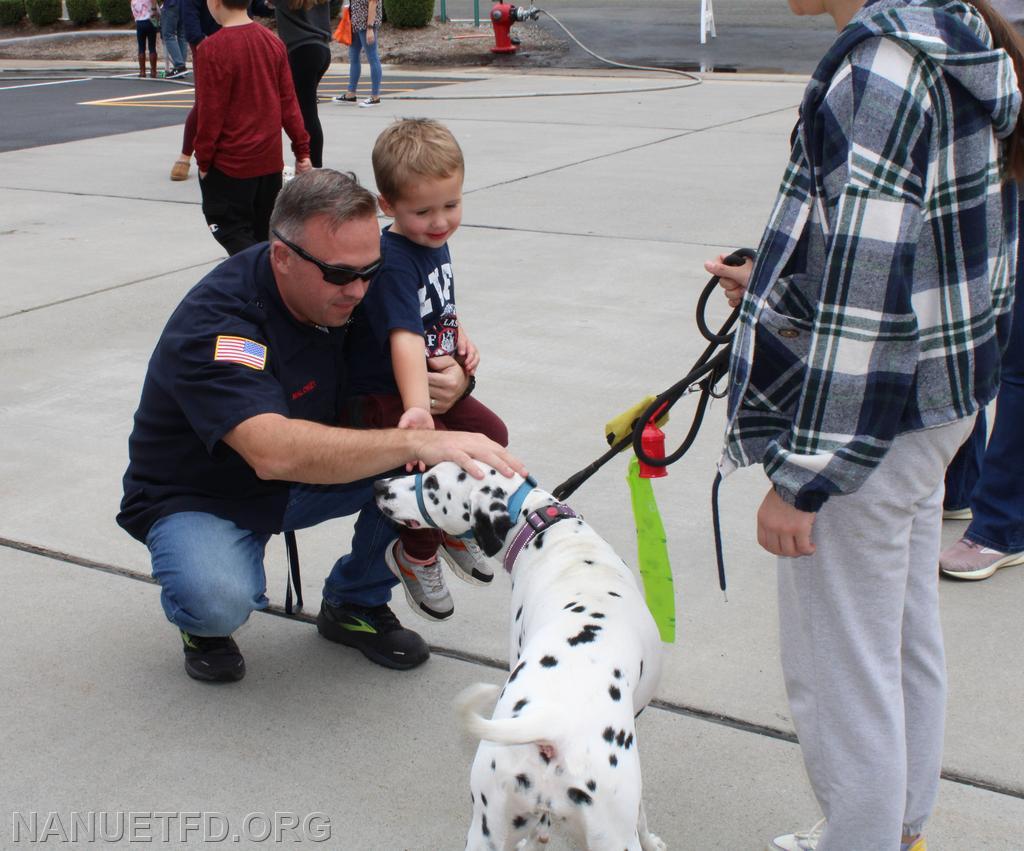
[721,0,1020,512]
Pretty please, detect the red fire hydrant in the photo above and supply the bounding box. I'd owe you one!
[490,3,539,54]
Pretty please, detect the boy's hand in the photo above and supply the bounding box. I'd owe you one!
[457,330,480,375]
[398,407,434,431]
[295,158,313,175]
[426,355,469,414]
[704,254,753,309]
[756,488,816,558]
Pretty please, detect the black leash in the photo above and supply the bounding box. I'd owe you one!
[552,248,756,594]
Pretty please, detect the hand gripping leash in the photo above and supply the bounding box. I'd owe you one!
[552,248,757,596]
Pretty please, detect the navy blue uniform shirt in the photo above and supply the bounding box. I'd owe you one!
[117,244,348,542]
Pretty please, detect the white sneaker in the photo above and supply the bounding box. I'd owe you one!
[769,819,825,851]
[939,537,1024,580]
[358,96,380,108]
[438,533,494,586]
[385,541,454,621]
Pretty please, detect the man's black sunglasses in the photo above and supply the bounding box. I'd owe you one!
[272,229,382,286]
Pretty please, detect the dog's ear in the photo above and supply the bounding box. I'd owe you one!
[471,491,513,557]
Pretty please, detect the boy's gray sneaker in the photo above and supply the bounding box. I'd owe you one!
[385,541,454,621]
[939,537,1024,580]
[438,533,494,585]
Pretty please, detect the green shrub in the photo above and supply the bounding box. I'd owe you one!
[66,0,98,24]
[0,0,25,25]
[97,0,130,25]
[382,0,431,28]
[25,0,60,25]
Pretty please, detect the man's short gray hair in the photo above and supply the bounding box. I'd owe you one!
[269,169,378,240]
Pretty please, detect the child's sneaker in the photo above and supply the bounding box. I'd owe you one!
[385,541,454,621]
[768,819,824,850]
[358,96,381,108]
[438,533,494,586]
[939,536,1024,580]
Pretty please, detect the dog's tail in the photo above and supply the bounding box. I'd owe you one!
[456,683,564,747]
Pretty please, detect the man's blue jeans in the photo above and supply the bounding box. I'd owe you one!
[943,252,1024,554]
[161,1,188,69]
[146,482,398,637]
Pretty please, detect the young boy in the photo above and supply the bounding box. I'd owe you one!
[345,118,508,623]
[193,0,312,256]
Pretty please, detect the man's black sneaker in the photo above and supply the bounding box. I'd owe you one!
[180,631,245,682]
[316,601,429,670]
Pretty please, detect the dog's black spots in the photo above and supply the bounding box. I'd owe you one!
[424,474,439,491]
[481,486,492,495]
[512,815,528,829]
[640,659,644,679]
[584,559,594,565]
[509,660,526,683]
[429,494,440,505]
[490,759,496,771]
[481,813,489,837]
[516,773,532,790]
[571,605,586,613]
[539,813,550,827]
[512,698,529,713]
[458,471,467,482]
[442,507,448,515]
[616,730,625,747]
[586,779,597,792]
[540,655,557,668]
[492,487,507,499]
[603,726,615,743]
[490,501,506,513]
[481,793,488,808]
[463,513,471,521]
[625,733,634,749]
[608,591,622,597]
[407,484,415,491]
[609,754,618,767]
[567,624,603,646]
[532,535,544,550]
[489,469,496,475]
[613,667,621,679]
[470,791,475,804]
[609,684,622,702]
[381,507,394,517]
[539,747,552,765]
[563,601,578,610]
[591,612,606,619]
[515,605,523,622]
[567,787,593,806]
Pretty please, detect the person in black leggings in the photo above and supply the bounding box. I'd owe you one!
[271,0,332,168]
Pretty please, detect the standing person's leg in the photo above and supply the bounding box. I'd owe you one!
[147,511,272,682]
[287,43,331,168]
[941,281,1024,577]
[161,3,186,70]
[199,169,261,256]
[282,481,430,669]
[360,26,382,104]
[147,23,159,77]
[347,36,362,98]
[171,46,199,180]
[773,418,973,851]
[136,22,148,77]
[942,411,985,516]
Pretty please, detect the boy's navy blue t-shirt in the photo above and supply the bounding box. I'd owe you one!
[348,227,459,395]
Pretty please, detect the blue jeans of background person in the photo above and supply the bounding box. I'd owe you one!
[943,234,1024,554]
[146,482,398,636]
[161,0,188,69]
[348,27,382,97]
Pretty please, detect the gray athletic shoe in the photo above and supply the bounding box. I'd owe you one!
[438,533,494,585]
[939,537,1024,580]
[385,541,454,621]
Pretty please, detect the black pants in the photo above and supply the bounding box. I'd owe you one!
[288,43,332,168]
[199,166,283,256]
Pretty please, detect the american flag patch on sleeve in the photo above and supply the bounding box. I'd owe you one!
[214,335,268,370]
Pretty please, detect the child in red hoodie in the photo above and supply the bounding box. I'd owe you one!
[194,0,312,256]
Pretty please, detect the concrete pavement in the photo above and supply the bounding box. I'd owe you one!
[1,63,1022,849]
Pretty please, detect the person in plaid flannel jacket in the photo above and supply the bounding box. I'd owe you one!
[705,1,1023,849]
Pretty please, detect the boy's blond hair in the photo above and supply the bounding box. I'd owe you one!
[372,118,465,203]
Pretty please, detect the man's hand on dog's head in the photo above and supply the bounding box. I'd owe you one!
[408,431,526,481]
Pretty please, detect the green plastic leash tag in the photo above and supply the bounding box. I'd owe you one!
[627,457,676,643]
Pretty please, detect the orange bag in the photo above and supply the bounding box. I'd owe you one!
[333,6,352,46]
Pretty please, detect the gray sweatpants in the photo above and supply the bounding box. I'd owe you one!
[777,416,975,851]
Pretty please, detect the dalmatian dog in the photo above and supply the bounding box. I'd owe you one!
[374,462,666,851]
